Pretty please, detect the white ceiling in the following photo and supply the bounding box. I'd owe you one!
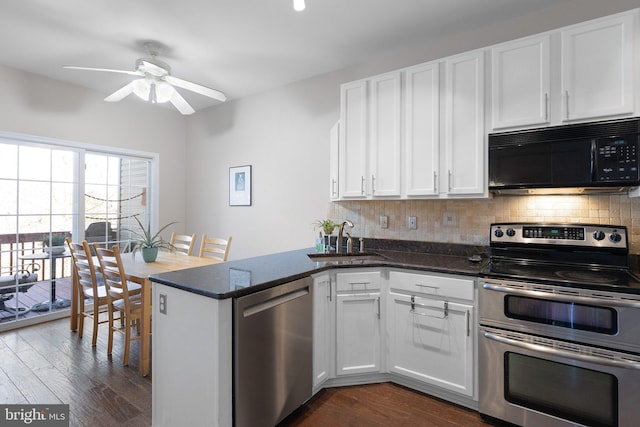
[0,0,570,112]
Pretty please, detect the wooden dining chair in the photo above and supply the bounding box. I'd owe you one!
[94,244,143,366]
[198,235,232,262]
[169,232,196,256]
[66,238,110,347]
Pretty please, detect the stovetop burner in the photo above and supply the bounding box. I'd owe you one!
[482,258,640,290]
[483,223,640,292]
[554,270,620,285]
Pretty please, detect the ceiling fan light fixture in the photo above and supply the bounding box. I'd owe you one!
[293,0,305,12]
[132,79,150,101]
[154,81,175,104]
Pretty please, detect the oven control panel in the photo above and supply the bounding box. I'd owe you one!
[490,223,627,248]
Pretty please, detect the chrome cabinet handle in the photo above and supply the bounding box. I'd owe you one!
[482,282,640,308]
[448,170,452,192]
[565,90,569,119]
[544,93,549,121]
[360,176,366,195]
[483,331,640,370]
[466,310,470,337]
[415,283,439,290]
[331,179,337,197]
[371,174,376,194]
[410,296,448,318]
[377,296,381,319]
[433,171,437,193]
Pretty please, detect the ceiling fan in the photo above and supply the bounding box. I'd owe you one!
[64,43,226,115]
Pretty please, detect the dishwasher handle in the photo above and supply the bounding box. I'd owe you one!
[243,287,309,317]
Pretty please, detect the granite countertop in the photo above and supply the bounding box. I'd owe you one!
[149,240,489,300]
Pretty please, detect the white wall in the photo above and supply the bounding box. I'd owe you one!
[186,72,344,259]
[186,0,640,260]
[0,65,190,235]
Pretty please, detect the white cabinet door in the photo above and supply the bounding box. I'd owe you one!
[336,292,381,376]
[388,292,474,397]
[339,80,368,198]
[329,121,339,200]
[561,12,635,121]
[369,71,402,197]
[313,273,334,389]
[404,62,440,196]
[444,50,485,196]
[491,35,550,130]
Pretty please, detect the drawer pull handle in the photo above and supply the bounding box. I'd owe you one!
[415,283,439,290]
[410,296,448,319]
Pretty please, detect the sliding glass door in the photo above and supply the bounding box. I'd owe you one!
[0,135,155,330]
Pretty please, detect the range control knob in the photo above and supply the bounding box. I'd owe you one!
[609,232,622,243]
[506,228,516,237]
[494,229,504,238]
[593,230,606,241]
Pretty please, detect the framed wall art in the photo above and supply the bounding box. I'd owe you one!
[229,165,252,206]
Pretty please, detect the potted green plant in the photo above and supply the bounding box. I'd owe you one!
[128,216,177,262]
[42,233,67,254]
[313,219,338,236]
[313,219,338,252]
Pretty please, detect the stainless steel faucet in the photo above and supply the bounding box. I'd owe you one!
[337,220,354,254]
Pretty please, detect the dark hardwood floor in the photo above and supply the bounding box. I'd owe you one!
[1,318,493,426]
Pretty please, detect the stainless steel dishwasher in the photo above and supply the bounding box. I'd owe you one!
[234,277,312,427]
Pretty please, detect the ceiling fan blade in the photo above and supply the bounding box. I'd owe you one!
[164,75,226,102]
[104,83,134,102]
[140,60,168,77]
[64,65,141,76]
[169,90,195,115]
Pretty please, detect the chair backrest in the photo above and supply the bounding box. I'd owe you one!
[199,235,232,262]
[85,221,115,242]
[66,238,101,297]
[94,244,134,308]
[169,232,196,256]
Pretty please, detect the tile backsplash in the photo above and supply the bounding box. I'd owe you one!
[328,194,640,253]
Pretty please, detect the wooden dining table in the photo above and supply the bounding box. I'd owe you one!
[69,250,221,376]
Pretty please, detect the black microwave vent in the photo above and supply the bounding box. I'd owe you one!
[489,117,640,147]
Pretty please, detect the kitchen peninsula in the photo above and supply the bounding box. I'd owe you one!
[149,241,486,427]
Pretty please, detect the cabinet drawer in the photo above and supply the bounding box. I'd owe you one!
[336,271,381,292]
[389,270,474,301]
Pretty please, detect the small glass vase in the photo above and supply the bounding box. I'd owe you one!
[323,234,334,253]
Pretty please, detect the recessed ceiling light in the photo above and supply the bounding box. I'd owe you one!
[293,0,305,12]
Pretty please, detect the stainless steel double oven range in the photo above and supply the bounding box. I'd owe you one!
[479,223,640,427]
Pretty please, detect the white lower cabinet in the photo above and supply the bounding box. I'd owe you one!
[318,268,476,405]
[388,292,474,397]
[335,270,382,376]
[313,272,334,389]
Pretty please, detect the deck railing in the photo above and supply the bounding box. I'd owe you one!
[0,232,72,281]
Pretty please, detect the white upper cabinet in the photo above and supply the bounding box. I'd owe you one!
[561,12,635,122]
[339,80,368,198]
[339,72,402,199]
[404,62,440,196]
[490,9,637,131]
[444,50,486,196]
[369,71,402,197]
[491,35,550,130]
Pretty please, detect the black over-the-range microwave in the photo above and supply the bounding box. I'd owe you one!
[488,117,640,194]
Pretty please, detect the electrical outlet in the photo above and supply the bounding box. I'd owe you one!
[159,293,167,315]
[407,216,417,230]
[443,212,457,227]
[380,215,388,229]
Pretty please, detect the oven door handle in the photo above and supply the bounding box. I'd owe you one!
[482,282,640,308]
[483,331,640,370]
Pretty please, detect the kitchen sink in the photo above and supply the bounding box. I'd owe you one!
[307,253,387,264]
